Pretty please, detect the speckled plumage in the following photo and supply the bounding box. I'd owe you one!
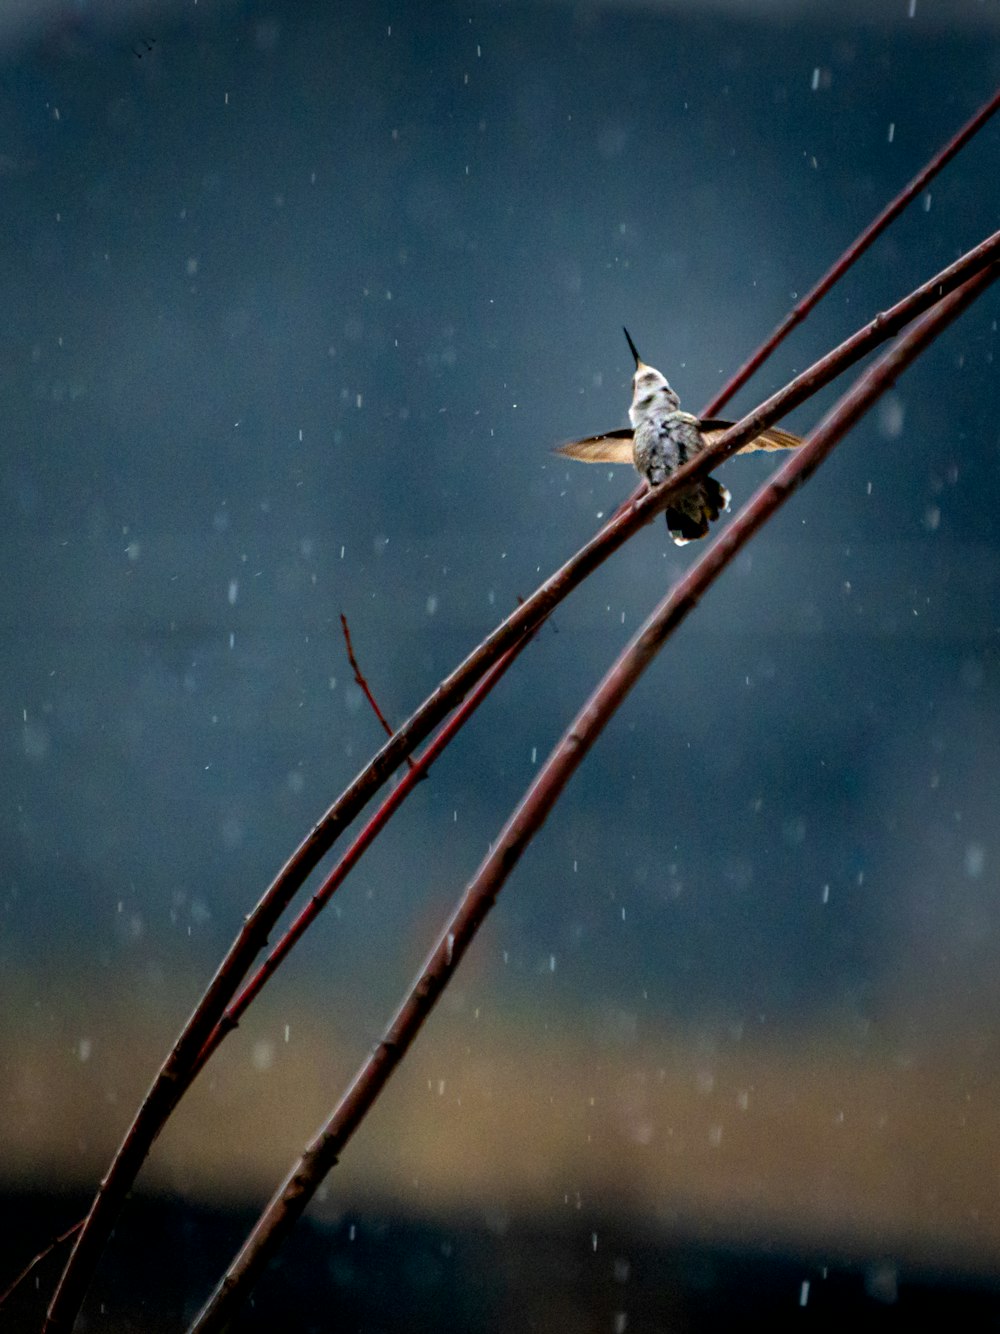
[627,337,731,546]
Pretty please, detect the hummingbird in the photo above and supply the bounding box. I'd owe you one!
[555,328,803,544]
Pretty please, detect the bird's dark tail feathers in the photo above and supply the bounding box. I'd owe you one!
[664,475,731,545]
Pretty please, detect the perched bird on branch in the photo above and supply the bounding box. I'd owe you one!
[555,328,802,544]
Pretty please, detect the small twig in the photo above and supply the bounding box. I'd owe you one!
[339,613,395,744]
[42,227,1000,1334]
[339,613,416,773]
[185,266,997,1334]
[702,84,1000,417]
[0,1220,82,1313]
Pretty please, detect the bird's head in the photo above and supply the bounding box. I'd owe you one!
[623,327,680,424]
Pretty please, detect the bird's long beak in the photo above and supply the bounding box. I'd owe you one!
[623,326,646,369]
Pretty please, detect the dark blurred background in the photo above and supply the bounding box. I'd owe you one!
[1,0,999,1327]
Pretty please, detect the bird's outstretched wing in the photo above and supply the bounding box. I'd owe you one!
[554,429,634,464]
[554,421,802,465]
[700,420,804,454]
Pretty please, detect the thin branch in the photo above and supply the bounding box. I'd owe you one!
[186,265,998,1334]
[619,227,1000,512]
[191,631,534,1078]
[339,614,416,772]
[702,84,1000,417]
[42,226,1000,1334]
[0,1221,82,1313]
